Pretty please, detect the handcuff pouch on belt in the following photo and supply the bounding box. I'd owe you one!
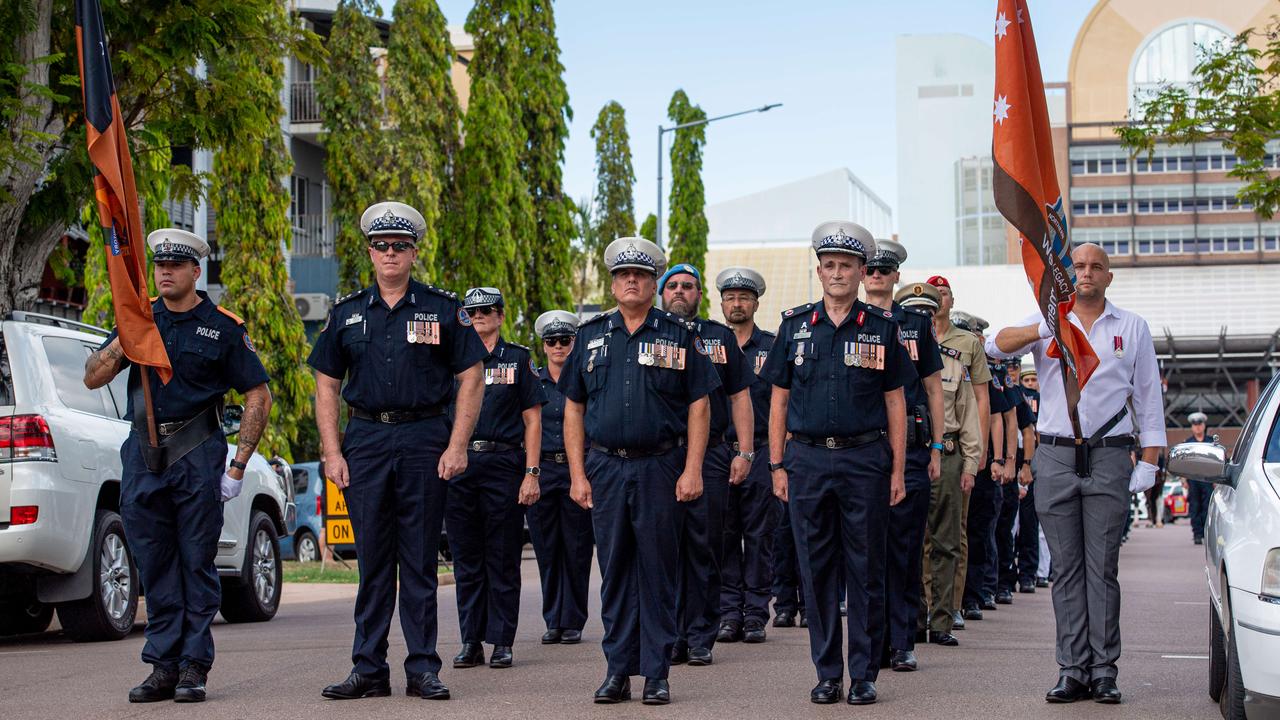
[910,405,933,450]
[131,373,223,473]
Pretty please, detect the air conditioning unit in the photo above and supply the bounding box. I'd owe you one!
[293,293,332,321]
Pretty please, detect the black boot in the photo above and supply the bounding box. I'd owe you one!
[593,675,631,703]
[321,672,391,700]
[452,642,485,669]
[406,672,450,700]
[642,677,670,705]
[173,666,208,703]
[489,645,513,669]
[128,667,178,703]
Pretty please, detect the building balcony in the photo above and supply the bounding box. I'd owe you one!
[291,81,321,124]
[291,213,336,258]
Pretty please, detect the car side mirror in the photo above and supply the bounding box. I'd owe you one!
[1167,441,1228,484]
[222,404,243,437]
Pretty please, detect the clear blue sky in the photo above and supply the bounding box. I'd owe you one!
[397,1,1096,230]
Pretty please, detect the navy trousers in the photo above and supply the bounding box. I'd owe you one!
[772,498,805,616]
[341,416,448,677]
[963,470,1001,608]
[446,448,525,646]
[121,432,226,671]
[676,442,731,650]
[1016,481,1041,584]
[884,447,931,652]
[587,446,685,679]
[526,461,594,632]
[1188,480,1212,540]
[996,481,1021,593]
[720,452,779,625]
[786,438,890,683]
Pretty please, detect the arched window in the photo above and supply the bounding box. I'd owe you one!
[1130,20,1232,115]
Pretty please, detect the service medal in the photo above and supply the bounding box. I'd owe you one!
[845,354,855,367]
[640,353,652,366]
[794,355,804,367]
[852,353,862,367]
[485,372,494,385]
[407,331,417,344]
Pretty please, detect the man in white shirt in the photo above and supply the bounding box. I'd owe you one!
[986,243,1164,705]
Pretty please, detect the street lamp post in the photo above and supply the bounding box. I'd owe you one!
[655,102,781,248]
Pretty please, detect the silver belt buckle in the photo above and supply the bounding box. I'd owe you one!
[825,437,837,449]
[379,412,390,423]
[470,441,483,452]
[555,452,567,464]
[617,448,629,458]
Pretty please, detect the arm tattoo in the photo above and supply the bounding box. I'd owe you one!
[235,387,271,460]
[84,343,125,387]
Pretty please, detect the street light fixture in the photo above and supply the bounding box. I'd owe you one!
[655,102,782,247]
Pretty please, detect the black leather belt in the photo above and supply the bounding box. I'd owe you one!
[791,430,884,450]
[1039,434,1134,449]
[469,439,521,453]
[542,450,568,464]
[732,440,766,453]
[707,434,725,449]
[350,405,446,424]
[591,437,684,459]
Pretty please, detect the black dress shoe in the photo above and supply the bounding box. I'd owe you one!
[810,679,842,704]
[452,642,485,668]
[1194,537,1204,545]
[1018,581,1036,593]
[642,677,670,705]
[1036,577,1049,588]
[593,675,631,704]
[953,610,966,629]
[962,605,983,621]
[773,610,795,627]
[981,596,998,610]
[128,667,178,703]
[322,672,392,700]
[687,647,713,666]
[561,629,582,644]
[1045,676,1092,703]
[890,649,918,671]
[174,665,208,703]
[914,628,929,644]
[669,642,689,665]
[847,680,877,705]
[717,620,743,643]
[406,672,450,700]
[489,645,513,668]
[798,611,808,628]
[541,628,563,644]
[1090,677,1121,704]
[930,632,959,647]
[743,620,766,644]
[995,590,1014,604]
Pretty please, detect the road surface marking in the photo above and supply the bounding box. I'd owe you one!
[1162,654,1209,660]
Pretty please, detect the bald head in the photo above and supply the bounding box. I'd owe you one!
[1071,242,1113,302]
[1072,242,1110,271]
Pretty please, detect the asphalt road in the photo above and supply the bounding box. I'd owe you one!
[0,519,1221,720]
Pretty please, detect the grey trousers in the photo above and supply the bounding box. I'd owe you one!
[1032,444,1132,682]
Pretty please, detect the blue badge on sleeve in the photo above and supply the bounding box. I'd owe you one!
[458,308,473,327]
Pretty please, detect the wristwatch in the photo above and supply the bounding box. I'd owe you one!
[992,458,1006,466]
[737,450,755,463]
[769,462,785,472]
[229,459,248,471]
[525,466,541,477]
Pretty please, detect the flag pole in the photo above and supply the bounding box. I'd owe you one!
[139,366,159,447]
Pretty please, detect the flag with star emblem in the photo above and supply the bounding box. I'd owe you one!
[76,0,172,384]
[992,0,1098,415]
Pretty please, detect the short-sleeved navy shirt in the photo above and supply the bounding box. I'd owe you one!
[889,302,944,409]
[693,318,753,440]
[471,338,546,444]
[986,362,1012,415]
[731,325,775,446]
[760,299,917,437]
[539,366,569,453]
[102,291,269,422]
[307,280,486,411]
[559,306,721,450]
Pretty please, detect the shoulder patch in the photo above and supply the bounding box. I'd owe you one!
[334,288,367,306]
[882,310,894,319]
[216,305,246,325]
[782,303,814,319]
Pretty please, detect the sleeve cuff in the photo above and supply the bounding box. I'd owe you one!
[962,459,978,475]
[1139,431,1168,448]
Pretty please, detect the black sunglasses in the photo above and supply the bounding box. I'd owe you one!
[664,280,697,291]
[370,240,415,253]
[866,266,897,276]
[466,306,498,317]
[543,336,573,347]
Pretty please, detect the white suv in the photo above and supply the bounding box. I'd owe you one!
[1168,373,1280,720]
[0,311,290,640]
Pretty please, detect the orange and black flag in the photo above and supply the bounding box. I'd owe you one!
[75,0,171,383]
[992,0,1097,428]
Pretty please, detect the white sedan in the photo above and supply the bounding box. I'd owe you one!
[1169,378,1280,720]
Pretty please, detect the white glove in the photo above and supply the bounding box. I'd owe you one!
[220,472,243,502]
[1037,318,1055,339]
[1129,460,1158,494]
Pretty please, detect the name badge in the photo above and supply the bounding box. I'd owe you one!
[345,314,363,327]
[406,321,440,345]
[587,336,605,350]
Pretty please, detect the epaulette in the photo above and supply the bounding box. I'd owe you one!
[698,317,732,331]
[505,341,531,354]
[905,306,932,319]
[216,305,246,325]
[334,288,367,306]
[781,303,814,319]
[759,328,777,338]
[424,284,457,300]
[660,311,696,332]
[579,308,616,328]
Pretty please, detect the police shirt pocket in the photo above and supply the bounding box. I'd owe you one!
[583,353,610,394]
[340,326,370,362]
[178,338,220,376]
[646,364,683,395]
[792,343,817,382]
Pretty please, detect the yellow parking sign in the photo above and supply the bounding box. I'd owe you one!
[323,477,355,547]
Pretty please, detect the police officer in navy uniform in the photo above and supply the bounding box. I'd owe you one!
[995,357,1036,602]
[659,263,752,665]
[715,267,780,645]
[560,237,720,705]
[310,202,486,702]
[761,221,915,706]
[448,287,546,670]
[84,228,272,703]
[528,310,594,646]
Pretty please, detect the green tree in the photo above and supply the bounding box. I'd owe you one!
[385,0,460,277]
[0,0,314,315]
[639,212,657,242]
[666,89,709,314]
[1118,21,1280,217]
[206,3,315,461]
[570,195,600,312]
[319,0,386,294]
[590,100,635,305]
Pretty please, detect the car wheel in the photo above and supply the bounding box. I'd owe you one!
[219,511,282,623]
[1208,604,1226,702]
[294,529,319,563]
[0,595,54,636]
[1220,596,1246,720]
[56,510,138,641]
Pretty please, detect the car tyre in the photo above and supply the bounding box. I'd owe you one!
[219,511,282,623]
[56,510,138,641]
[1220,596,1246,720]
[1208,604,1226,702]
[294,528,319,563]
[0,595,54,636]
